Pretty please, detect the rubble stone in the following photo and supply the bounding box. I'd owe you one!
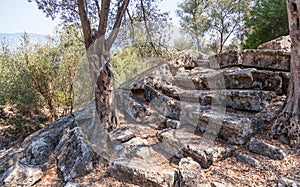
[179,157,210,187]
[110,158,178,187]
[249,138,285,160]
[258,35,291,52]
[56,127,96,181]
[0,161,43,187]
[234,152,260,167]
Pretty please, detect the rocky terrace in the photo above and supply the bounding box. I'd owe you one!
[1,36,300,187]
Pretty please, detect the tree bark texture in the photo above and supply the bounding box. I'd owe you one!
[271,0,300,148]
[93,50,118,132]
[77,0,129,132]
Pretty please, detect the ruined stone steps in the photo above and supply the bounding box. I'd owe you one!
[139,85,265,144]
[118,98,259,145]
[117,48,288,149]
[143,83,284,144]
[173,67,284,95]
[152,84,277,112]
[194,109,261,145]
[144,84,211,120]
[80,47,291,186]
[117,88,256,145]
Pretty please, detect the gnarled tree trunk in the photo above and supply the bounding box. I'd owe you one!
[77,0,129,133]
[271,0,300,148]
[89,44,118,132]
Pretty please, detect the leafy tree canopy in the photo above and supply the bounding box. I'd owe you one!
[243,0,289,49]
[177,0,250,53]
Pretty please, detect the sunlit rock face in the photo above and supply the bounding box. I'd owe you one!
[257,35,291,52]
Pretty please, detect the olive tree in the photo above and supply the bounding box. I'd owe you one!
[29,0,170,131]
[28,0,131,131]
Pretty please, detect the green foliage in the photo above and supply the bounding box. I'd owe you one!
[173,37,197,51]
[111,44,177,87]
[208,0,251,52]
[0,26,84,119]
[177,0,210,51]
[116,0,171,58]
[177,0,251,53]
[243,0,289,49]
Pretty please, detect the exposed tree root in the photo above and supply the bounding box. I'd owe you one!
[271,100,300,148]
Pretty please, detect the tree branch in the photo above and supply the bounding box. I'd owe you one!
[106,0,130,50]
[222,19,239,48]
[97,0,111,38]
[77,0,92,49]
[93,0,101,17]
[139,0,159,55]
[126,9,135,42]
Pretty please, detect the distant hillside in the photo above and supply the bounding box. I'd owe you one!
[0,33,49,49]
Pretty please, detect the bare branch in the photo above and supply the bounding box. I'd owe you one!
[140,0,159,55]
[97,0,111,38]
[93,0,101,17]
[126,9,135,42]
[77,0,92,49]
[106,0,130,50]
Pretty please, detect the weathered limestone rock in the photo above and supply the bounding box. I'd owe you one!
[224,68,283,94]
[173,67,283,94]
[0,148,23,177]
[166,119,181,129]
[110,158,178,187]
[184,143,233,169]
[208,50,242,68]
[208,47,290,71]
[114,137,153,159]
[242,49,290,71]
[211,182,233,187]
[118,93,149,122]
[278,177,300,187]
[223,90,276,111]
[144,84,210,121]
[116,90,168,129]
[258,35,291,52]
[196,110,258,145]
[159,85,276,112]
[56,127,96,181]
[0,161,43,187]
[249,138,285,160]
[73,100,96,128]
[157,128,233,168]
[278,71,290,95]
[172,50,209,68]
[144,85,182,120]
[178,157,210,187]
[64,182,81,187]
[23,115,76,170]
[234,152,260,167]
[109,126,136,143]
[145,83,266,145]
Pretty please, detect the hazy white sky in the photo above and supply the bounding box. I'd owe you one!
[0,0,180,35]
